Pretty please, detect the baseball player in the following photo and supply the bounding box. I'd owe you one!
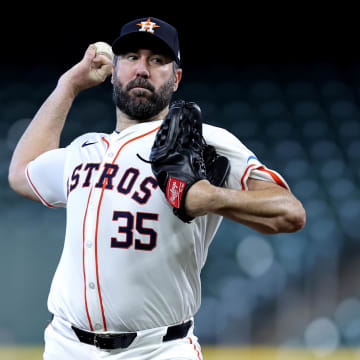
[8,17,306,360]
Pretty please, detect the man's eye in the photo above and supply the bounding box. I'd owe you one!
[151,57,164,64]
[127,55,138,61]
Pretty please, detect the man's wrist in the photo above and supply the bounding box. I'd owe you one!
[185,180,219,217]
[58,75,82,98]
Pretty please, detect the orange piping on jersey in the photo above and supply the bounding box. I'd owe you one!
[241,164,256,190]
[26,167,56,208]
[94,125,161,331]
[102,137,110,149]
[82,187,95,331]
[112,126,161,165]
[257,166,288,189]
[94,179,108,330]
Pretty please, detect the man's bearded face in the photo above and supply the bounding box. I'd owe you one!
[112,73,175,121]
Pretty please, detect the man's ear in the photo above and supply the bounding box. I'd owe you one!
[111,64,115,84]
[173,68,183,92]
[111,56,119,85]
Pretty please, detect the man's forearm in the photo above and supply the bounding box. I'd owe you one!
[9,81,76,175]
[186,179,306,234]
[213,186,305,233]
[8,44,112,199]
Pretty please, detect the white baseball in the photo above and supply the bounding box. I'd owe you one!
[94,41,114,61]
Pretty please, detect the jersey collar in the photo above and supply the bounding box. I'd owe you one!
[111,119,163,141]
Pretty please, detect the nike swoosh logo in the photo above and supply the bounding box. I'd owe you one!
[82,141,98,147]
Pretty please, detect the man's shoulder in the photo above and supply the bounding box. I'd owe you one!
[202,123,238,144]
[202,122,254,157]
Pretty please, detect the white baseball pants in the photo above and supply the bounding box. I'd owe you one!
[43,315,203,360]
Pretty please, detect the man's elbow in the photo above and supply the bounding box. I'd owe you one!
[280,199,306,233]
[252,203,306,234]
[8,167,23,194]
[8,165,32,199]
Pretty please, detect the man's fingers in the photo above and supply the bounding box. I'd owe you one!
[90,63,113,82]
[92,54,112,67]
[91,57,113,77]
[83,44,97,62]
[99,64,113,79]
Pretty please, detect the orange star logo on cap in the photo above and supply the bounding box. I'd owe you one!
[136,18,160,34]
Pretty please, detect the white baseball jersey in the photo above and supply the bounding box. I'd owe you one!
[25,120,288,333]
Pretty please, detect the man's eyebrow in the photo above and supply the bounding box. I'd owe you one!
[119,51,171,60]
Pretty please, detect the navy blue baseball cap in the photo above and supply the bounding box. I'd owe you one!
[112,17,181,65]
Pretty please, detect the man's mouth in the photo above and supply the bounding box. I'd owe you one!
[128,87,153,97]
[127,79,155,94]
[130,86,151,91]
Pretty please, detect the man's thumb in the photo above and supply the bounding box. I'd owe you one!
[83,44,97,63]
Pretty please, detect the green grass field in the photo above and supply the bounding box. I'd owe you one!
[2,346,360,360]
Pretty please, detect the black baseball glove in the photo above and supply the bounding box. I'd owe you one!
[148,99,230,223]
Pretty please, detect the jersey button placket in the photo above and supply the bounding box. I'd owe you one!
[94,323,102,331]
[85,143,117,330]
[83,178,104,329]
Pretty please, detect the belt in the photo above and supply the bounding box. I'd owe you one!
[71,320,192,350]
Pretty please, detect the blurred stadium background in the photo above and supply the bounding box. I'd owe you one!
[2,8,360,360]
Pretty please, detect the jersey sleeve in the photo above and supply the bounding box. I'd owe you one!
[25,148,68,208]
[203,125,289,191]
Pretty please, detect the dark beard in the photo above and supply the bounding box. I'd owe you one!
[112,76,175,121]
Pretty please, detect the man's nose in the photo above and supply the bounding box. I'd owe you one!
[135,58,150,78]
